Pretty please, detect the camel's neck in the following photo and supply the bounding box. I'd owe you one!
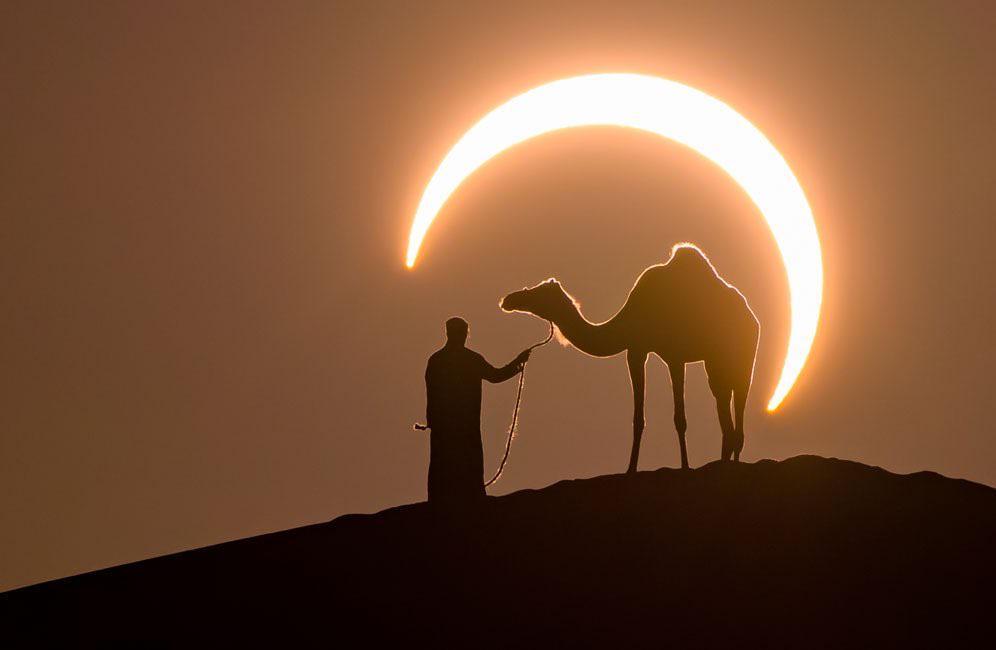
[550,298,628,358]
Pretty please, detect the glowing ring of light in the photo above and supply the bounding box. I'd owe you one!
[405,73,822,411]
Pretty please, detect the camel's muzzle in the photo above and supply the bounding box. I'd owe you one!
[500,293,520,312]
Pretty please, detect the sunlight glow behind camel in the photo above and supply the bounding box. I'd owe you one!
[405,74,822,411]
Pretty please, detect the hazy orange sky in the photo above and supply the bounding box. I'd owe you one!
[2,1,994,591]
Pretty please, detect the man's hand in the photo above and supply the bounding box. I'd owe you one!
[514,349,532,366]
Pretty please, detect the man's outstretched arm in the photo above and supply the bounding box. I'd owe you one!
[480,349,531,383]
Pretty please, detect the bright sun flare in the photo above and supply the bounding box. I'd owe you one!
[405,73,822,412]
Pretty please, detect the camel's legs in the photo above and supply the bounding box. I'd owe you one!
[626,350,647,474]
[668,362,689,469]
[713,388,735,461]
[732,382,748,462]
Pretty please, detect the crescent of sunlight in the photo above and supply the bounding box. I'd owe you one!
[404,73,822,412]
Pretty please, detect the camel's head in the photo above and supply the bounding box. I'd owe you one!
[500,279,573,321]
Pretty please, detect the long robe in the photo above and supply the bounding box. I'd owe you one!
[424,343,521,504]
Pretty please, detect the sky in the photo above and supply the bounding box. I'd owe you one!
[2,1,994,592]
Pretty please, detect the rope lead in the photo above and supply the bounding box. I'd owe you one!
[483,321,554,488]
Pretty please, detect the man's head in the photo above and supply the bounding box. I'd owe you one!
[445,317,469,346]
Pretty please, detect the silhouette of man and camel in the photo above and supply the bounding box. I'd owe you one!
[421,243,759,504]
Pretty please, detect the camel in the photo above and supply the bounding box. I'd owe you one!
[500,243,759,471]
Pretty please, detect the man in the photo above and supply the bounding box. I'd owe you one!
[424,317,531,505]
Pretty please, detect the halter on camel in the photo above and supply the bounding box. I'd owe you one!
[413,321,554,490]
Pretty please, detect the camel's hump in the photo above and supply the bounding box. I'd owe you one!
[634,247,726,290]
[628,250,757,328]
